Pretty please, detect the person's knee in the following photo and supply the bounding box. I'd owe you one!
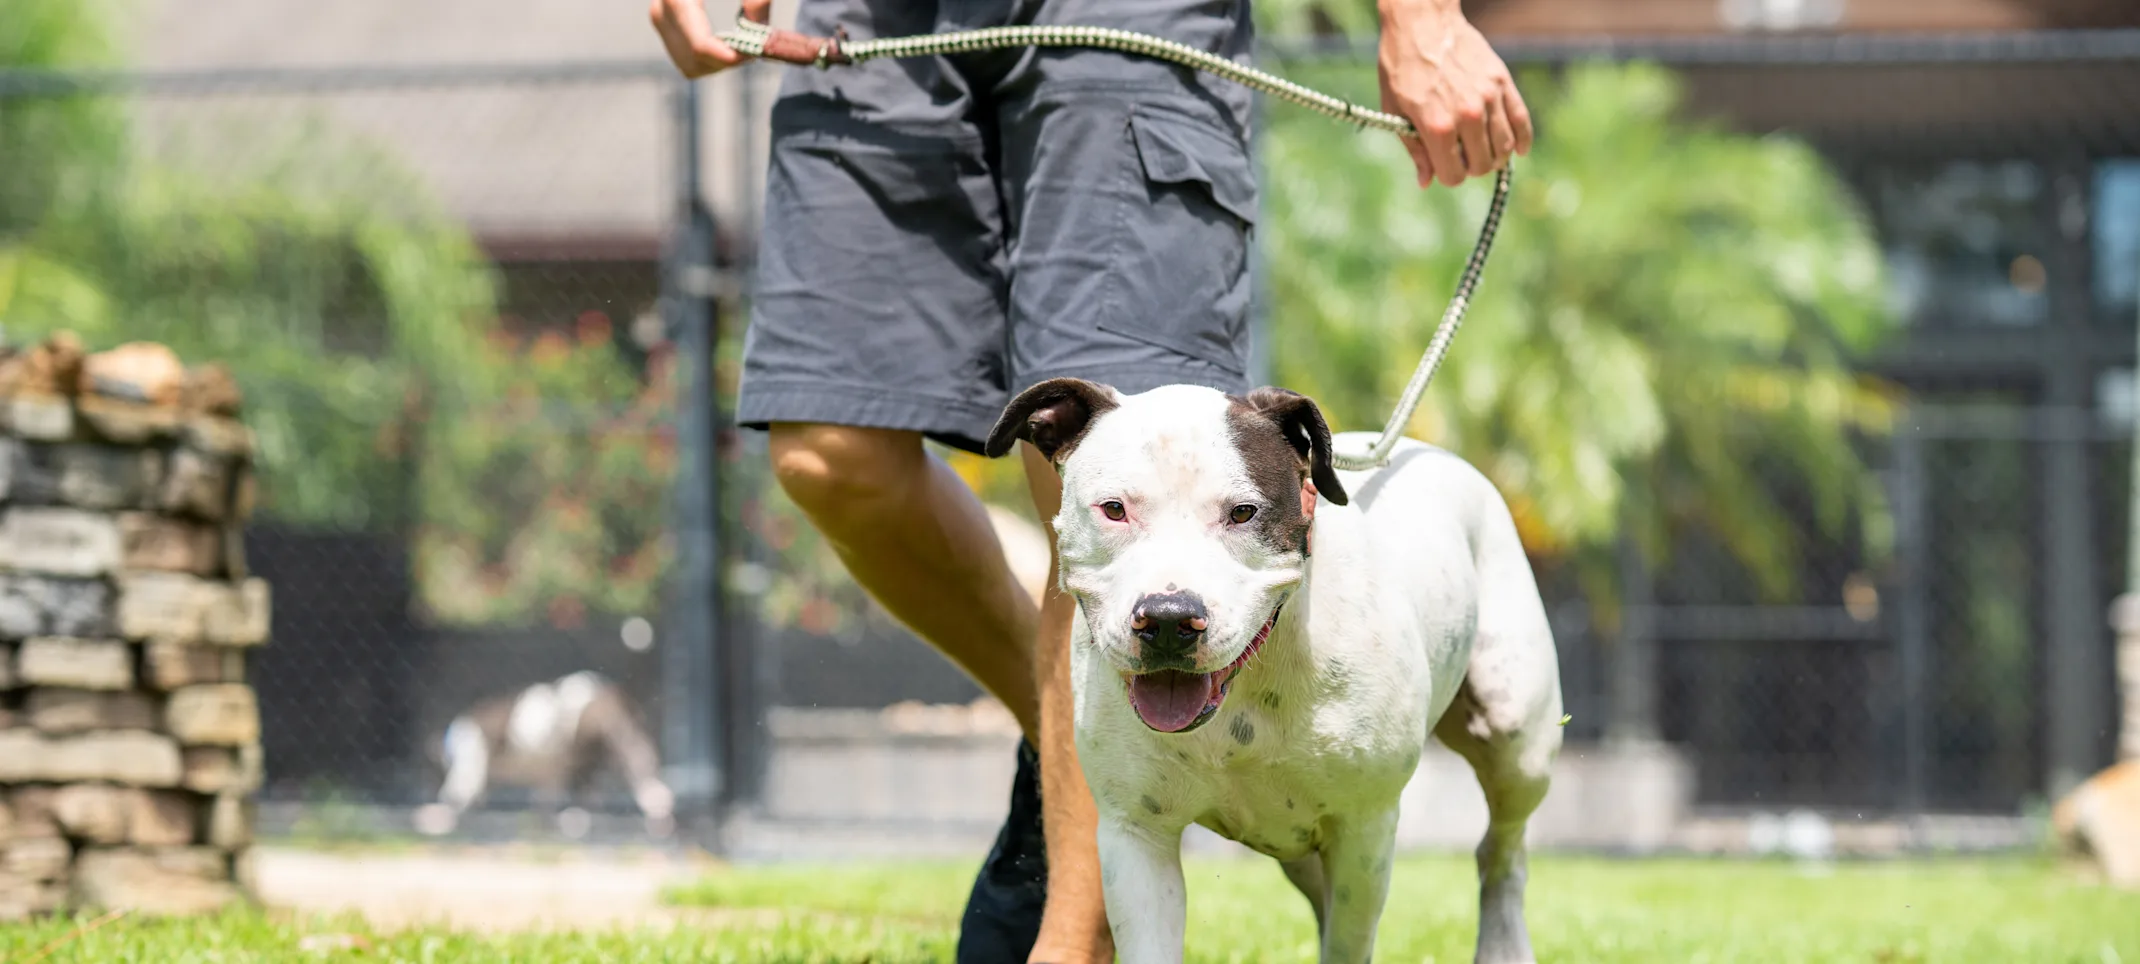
[769,423,925,527]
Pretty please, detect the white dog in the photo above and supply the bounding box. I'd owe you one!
[985,379,1564,964]
[412,671,676,840]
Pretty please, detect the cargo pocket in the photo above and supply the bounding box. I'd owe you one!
[1097,106,1258,375]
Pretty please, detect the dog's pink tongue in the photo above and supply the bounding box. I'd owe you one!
[1127,670,1217,733]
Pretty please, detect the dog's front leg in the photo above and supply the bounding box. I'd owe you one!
[1315,807,1400,964]
[1096,817,1188,963]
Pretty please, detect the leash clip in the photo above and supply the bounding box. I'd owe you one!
[815,25,850,69]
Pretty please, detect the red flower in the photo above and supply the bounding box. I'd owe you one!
[798,597,837,635]
[548,595,587,630]
[530,331,572,365]
[577,311,614,347]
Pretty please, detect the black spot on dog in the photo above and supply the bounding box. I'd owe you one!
[1233,391,1348,496]
[1324,656,1356,692]
[1285,798,1296,810]
[1260,691,1281,709]
[986,378,1119,463]
[1336,884,1353,904]
[1229,717,1256,746]
[1140,794,1164,815]
[1223,388,1349,555]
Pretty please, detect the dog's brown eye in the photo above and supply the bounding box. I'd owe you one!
[1229,504,1257,525]
[1100,501,1127,522]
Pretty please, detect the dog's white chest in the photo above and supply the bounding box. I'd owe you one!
[1085,652,1434,862]
[1217,696,1429,852]
[1192,755,1356,863]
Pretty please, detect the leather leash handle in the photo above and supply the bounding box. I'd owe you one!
[752,25,854,67]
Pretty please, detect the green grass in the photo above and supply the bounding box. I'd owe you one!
[2,855,2135,962]
[0,907,952,964]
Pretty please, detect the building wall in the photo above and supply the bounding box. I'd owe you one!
[127,0,791,259]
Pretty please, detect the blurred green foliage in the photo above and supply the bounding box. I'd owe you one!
[1259,58,1898,613]
[949,55,1900,620]
[4,0,1901,638]
[0,0,668,629]
[0,0,121,237]
[412,322,676,628]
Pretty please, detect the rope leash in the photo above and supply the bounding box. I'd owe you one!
[718,17,1511,471]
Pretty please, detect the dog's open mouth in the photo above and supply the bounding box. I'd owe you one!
[1125,604,1282,734]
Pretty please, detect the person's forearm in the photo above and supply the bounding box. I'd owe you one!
[1378,0,1467,70]
[1378,0,1465,23]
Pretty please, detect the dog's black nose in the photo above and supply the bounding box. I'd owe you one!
[1131,591,1208,657]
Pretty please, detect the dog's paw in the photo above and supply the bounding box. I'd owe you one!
[411,803,457,837]
[555,806,594,840]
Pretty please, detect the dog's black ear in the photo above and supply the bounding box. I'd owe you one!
[1241,386,1348,506]
[985,378,1119,462]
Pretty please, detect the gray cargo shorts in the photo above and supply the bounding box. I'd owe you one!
[737,0,1259,454]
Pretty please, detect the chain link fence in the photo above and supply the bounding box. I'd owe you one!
[7,22,2139,855]
[724,29,2140,843]
[0,62,712,843]
[1481,31,2140,819]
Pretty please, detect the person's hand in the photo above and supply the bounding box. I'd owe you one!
[1376,0,1532,188]
[650,0,770,79]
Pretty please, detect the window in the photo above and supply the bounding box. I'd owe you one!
[2095,159,2140,324]
[1862,161,2049,328]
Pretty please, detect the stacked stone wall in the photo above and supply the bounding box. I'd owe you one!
[0,334,267,917]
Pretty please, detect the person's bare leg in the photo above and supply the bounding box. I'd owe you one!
[768,423,1108,963]
[1022,443,1114,964]
[768,423,1040,738]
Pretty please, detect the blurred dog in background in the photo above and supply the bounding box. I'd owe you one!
[413,670,675,840]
